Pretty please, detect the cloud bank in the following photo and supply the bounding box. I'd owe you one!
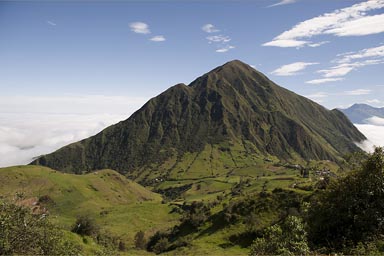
[0,95,147,167]
[354,116,384,152]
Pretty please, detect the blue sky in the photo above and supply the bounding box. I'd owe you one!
[0,0,384,166]
[1,0,383,107]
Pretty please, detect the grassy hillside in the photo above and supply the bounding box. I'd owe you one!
[0,165,179,250]
[0,155,354,255]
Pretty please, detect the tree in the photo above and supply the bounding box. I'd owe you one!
[249,216,309,256]
[134,230,147,249]
[307,147,384,251]
[0,200,80,255]
[152,237,170,254]
[71,214,100,236]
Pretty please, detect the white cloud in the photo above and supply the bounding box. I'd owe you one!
[305,77,344,84]
[318,59,384,78]
[207,35,231,43]
[336,45,384,64]
[203,26,235,52]
[263,0,384,48]
[325,14,384,37]
[367,99,381,104]
[150,35,166,42]
[46,20,56,26]
[129,22,151,34]
[344,89,371,96]
[0,113,127,167]
[216,45,235,53]
[308,41,329,48]
[317,64,355,78]
[263,39,308,48]
[311,46,384,81]
[268,0,297,7]
[355,121,384,152]
[202,24,220,33]
[271,62,318,76]
[366,116,384,126]
[0,95,148,167]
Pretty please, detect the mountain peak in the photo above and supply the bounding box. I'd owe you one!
[31,60,365,176]
[189,59,269,93]
[214,59,255,74]
[222,59,249,68]
[341,103,384,123]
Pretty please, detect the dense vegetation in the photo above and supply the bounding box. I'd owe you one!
[307,147,384,254]
[0,199,80,255]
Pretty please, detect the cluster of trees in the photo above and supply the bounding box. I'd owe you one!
[249,147,384,255]
[307,147,384,254]
[249,216,309,256]
[71,214,126,253]
[0,200,127,255]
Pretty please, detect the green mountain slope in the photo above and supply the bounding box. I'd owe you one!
[31,60,365,179]
[0,165,178,247]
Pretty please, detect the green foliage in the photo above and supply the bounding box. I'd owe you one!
[71,215,125,253]
[71,214,100,236]
[224,189,303,225]
[347,240,384,256]
[147,231,171,253]
[152,237,171,254]
[134,230,147,249]
[307,147,384,251]
[249,216,309,256]
[0,200,80,255]
[182,201,211,229]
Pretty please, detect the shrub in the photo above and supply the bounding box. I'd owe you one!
[152,237,170,254]
[71,214,100,236]
[0,200,80,255]
[249,216,309,256]
[134,230,147,249]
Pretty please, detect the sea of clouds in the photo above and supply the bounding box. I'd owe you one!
[355,116,384,152]
[0,95,147,167]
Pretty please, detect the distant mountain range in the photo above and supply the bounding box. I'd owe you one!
[341,103,384,124]
[31,60,365,180]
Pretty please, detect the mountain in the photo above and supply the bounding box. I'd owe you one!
[341,103,384,124]
[31,60,365,179]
